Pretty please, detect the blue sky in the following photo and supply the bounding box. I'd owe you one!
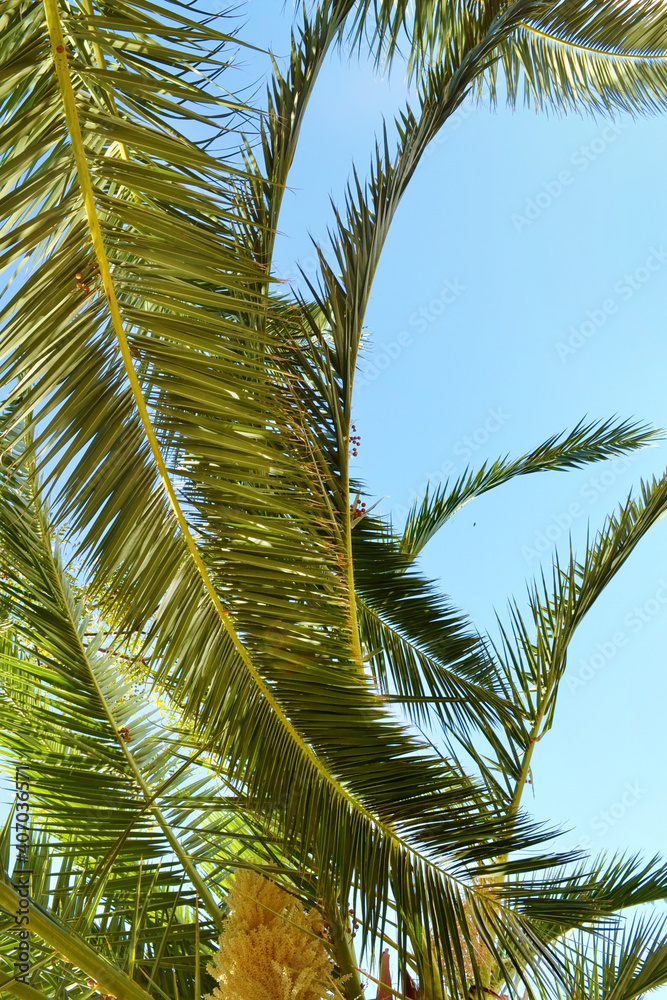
[244,2,667,878]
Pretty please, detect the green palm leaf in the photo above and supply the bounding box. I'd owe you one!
[0,454,270,996]
[468,474,667,806]
[556,915,667,1000]
[351,0,667,118]
[492,1,667,116]
[400,419,662,558]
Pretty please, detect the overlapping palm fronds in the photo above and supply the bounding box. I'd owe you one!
[3,2,667,1000]
[350,0,667,116]
[556,916,667,1000]
[0,435,583,1000]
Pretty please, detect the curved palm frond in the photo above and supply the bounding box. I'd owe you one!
[556,915,667,1000]
[350,0,667,117]
[459,473,667,806]
[349,419,663,775]
[400,419,661,558]
[0,451,279,997]
[509,852,667,939]
[492,1,667,116]
[238,0,355,269]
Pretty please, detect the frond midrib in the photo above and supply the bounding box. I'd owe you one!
[40,0,465,887]
[22,468,225,930]
[520,20,667,62]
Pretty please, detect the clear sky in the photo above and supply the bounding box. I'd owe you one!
[243,0,667,893]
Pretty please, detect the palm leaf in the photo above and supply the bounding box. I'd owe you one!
[555,915,667,1000]
[350,0,667,118]
[238,0,355,270]
[492,2,667,116]
[400,419,661,558]
[469,473,667,807]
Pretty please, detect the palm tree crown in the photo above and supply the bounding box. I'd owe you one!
[3,2,667,999]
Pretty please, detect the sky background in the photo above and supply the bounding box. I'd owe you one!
[242,0,667,893]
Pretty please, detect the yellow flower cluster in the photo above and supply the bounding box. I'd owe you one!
[207,871,338,1000]
[461,907,494,986]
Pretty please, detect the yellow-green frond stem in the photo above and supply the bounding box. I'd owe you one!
[40,0,401,859]
[0,876,154,1000]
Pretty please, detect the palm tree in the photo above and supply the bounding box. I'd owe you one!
[3,2,667,1000]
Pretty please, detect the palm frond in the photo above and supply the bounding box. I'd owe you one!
[0,452,278,997]
[400,419,661,558]
[349,0,667,118]
[295,9,541,517]
[352,514,518,761]
[491,1,667,116]
[470,473,667,804]
[348,0,526,76]
[238,0,355,268]
[555,915,667,1000]
[501,852,667,931]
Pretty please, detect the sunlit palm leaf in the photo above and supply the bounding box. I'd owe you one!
[0,453,277,997]
[466,474,667,803]
[493,1,667,116]
[351,0,667,118]
[400,419,661,558]
[554,915,667,1000]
